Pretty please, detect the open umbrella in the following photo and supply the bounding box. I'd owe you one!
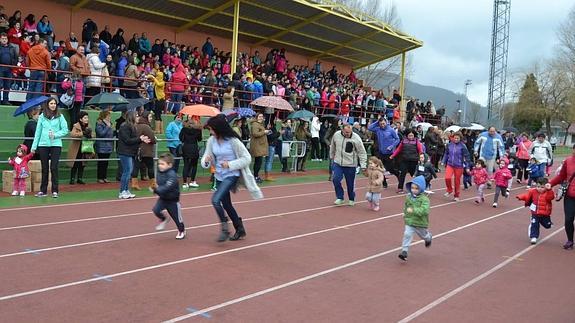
[234,107,256,118]
[180,104,220,117]
[466,123,485,131]
[415,122,433,132]
[112,98,150,112]
[13,96,51,117]
[86,92,129,107]
[288,110,315,120]
[445,125,461,133]
[320,114,338,120]
[502,126,518,133]
[250,96,294,111]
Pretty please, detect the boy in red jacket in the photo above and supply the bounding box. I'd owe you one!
[517,178,555,244]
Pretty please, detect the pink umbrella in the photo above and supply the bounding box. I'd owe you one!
[250,96,294,111]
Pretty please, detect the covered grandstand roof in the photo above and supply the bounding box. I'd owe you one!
[57,0,423,69]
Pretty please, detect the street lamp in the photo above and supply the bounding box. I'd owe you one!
[463,80,472,123]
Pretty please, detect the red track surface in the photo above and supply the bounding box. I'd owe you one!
[0,174,573,322]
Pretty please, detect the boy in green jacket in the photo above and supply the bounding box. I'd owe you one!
[399,175,432,261]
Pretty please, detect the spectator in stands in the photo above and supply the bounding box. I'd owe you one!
[123,56,140,98]
[25,38,50,100]
[68,111,92,185]
[128,33,139,54]
[202,37,214,58]
[61,71,84,125]
[65,32,79,53]
[132,110,156,190]
[8,10,21,28]
[0,14,9,34]
[166,114,183,173]
[147,66,165,133]
[23,14,36,36]
[111,28,125,51]
[99,25,112,44]
[222,85,234,112]
[7,21,21,49]
[36,15,54,50]
[139,32,151,55]
[95,110,113,183]
[31,97,69,198]
[70,44,89,75]
[0,33,17,105]
[250,113,269,183]
[85,46,106,102]
[170,63,186,104]
[82,18,97,44]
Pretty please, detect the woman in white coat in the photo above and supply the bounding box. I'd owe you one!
[85,45,106,102]
[310,116,321,161]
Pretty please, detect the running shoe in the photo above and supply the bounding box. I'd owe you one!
[176,231,186,240]
[156,217,170,231]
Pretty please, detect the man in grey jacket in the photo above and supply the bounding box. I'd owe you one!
[330,124,368,206]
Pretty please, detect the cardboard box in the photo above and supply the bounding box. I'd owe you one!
[2,170,32,193]
[28,160,42,173]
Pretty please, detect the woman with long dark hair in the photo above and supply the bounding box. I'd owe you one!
[202,115,262,242]
[68,111,93,184]
[249,113,269,183]
[117,111,151,199]
[180,117,202,189]
[30,98,69,198]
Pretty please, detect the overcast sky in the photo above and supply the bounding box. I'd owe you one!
[388,0,573,106]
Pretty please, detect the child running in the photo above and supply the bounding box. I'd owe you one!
[414,153,437,194]
[8,144,34,197]
[527,157,545,187]
[366,156,385,211]
[492,159,513,208]
[399,175,432,261]
[151,153,186,239]
[471,159,489,204]
[516,178,555,244]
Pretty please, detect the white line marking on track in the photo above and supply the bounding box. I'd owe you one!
[397,226,564,323]
[0,187,446,258]
[0,190,517,302]
[161,206,526,322]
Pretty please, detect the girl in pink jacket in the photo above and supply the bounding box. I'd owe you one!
[471,159,489,204]
[492,159,513,208]
[8,144,34,196]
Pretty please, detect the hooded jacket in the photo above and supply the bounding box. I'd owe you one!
[368,121,399,156]
[531,140,553,164]
[493,161,513,187]
[26,44,51,70]
[9,144,34,179]
[471,167,489,185]
[170,64,187,93]
[310,117,321,139]
[330,130,367,168]
[474,131,505,160]
[148,71,166,100]
[403,176,430,228]
[367,166,385,193]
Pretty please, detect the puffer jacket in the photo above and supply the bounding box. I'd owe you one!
[367,166,385,193]
[517,189,555,216]
[154,168,180,202]
[493,163,513,187]
[403,176,430,228]
[471,167,489,185]
[391,138,423,161]
[442,141,470,169]
[550,155,575,199]
[86,53,106,87]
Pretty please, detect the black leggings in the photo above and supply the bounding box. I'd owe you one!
[182,157,199,182]
[398,160,418,190]
[310,137,320,159]
[253,156,264,178]
[564,197,575,242]
[70,149,85,181]
[516,159,529,181]
[154,99,165,120]
[37,146,61,193]
[97,153,111,180]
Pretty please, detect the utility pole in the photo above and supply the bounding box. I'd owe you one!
[487,0,511,126]
[463,79,472,123]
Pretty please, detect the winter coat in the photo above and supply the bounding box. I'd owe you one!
[67,122,93,167]
[516,138,532,160]
[531,140,553,164]
[154,168,180,202]
[474,131,505,160]
[368,121,399,156]
[527,163,545,179]
[26,44,51,70]
[61,78,84,102]
[179,125,202,159]
[148,71,166,100]
[310,117,321,138]
[391,138,423,161]
[31,113,69,151]
[9,147,34,179]
[116,57,127,77]
[415,156,437,183]
[471,167,489,185]
[23,120,37,150]
[95,120,114,154]
[249,120,269,157]
[330,130,367,168]
[165,120,183,149]
[86,53,106,88]
[442,141,470,169]
[550,156,575,199]
[117,123,141,157]
[517,189,554,217]
[170,65,187,93]
[403,176,430,228]
[367,166,385,193]
[222,89,234,111]
[201,136,263,200]
[493,166,513,187]
[135,122,156,158]
[70,53,90,76]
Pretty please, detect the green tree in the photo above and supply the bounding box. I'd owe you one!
[512,73,544,133]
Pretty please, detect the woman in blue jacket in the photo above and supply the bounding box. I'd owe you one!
[31,98,69,198]
[95,110,114,183]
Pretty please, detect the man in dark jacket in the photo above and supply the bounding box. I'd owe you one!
[0,32,18,105]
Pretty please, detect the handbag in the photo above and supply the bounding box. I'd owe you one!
[81,140,95,154]
[556,171,575,201]
[102,66,111,84]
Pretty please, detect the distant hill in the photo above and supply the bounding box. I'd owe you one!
[363,72,488,124]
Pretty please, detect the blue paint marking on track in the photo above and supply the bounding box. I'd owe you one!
[186,307,211,318]
[92,274,113,282]
[24,248,41,255]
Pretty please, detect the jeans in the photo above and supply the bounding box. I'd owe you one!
[27,70,45,100]
[265,145,275,172]
[212,176,241,226]
[119,154,134,192]
[332,163,356,201]
[402,225,432,252]
[0,67,11,103]
[529,215,552,239]
[172,91,184,103]
[37,146,61,193]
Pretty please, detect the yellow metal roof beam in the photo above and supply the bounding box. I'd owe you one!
[175,0,236,32]
[72,0,91,11]
[312,29,380,60]
[253,12,328,47]
[94,0,188,21]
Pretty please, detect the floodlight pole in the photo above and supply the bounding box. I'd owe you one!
[231,0,240,75]
[399,52,406,122]
[463,79,472,123]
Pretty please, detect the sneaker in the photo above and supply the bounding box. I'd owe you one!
[189,182,199,188]
[155,217,170,231]
[255,177,263,184]
[424,190,434,194]
[396,189,404,194]
[373,205,380,211]
[175,231,186,240]
[425,235,432,248]
[398,251,408,261]
[563,241,574,250]
[516,179,522,184]
[334,199,345,206]
[125,191,136,199]
[210,187,217,192]
[506,188,511,194]
[52,192,59,198]
[530,237,537,245]
[492,202,498,208]
[444,192,452,197]
[35,192,47,197]
[348,200,355,206]
[182,183,189,189]
[11,191,18,196]
[453,197,460,202]
[19,191,25,197]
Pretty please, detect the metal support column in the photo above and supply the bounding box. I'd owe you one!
[231,0,240,75]
[399,52,406,123]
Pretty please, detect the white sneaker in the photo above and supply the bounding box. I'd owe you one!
[444,192,452,197]
[530,237,537,244]
[424,190,434,194]
[453,197,460,202]
[11,191,18,196]
[52,192,59,198]
[155,217,170,231]
[125,191,136,199]
[19,191,25,197]
[492,202,498,208]
[119,191,128,199]
[175,231,186,240]
[189,182,199,188]
[182,183,189,189]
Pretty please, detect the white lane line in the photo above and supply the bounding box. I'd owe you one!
[0,187,447,258]
[161,206,526,322]
[397,226,564,323]
[0,189,513,302]
[0,177,359,212]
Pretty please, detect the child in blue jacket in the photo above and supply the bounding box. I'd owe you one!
[151,153,186,239]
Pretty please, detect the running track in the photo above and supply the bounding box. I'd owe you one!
[0,174,573,322]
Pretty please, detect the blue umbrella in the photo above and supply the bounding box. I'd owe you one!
[13,96,51,117]
[112,98,150,112]
[234,107,256,118]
